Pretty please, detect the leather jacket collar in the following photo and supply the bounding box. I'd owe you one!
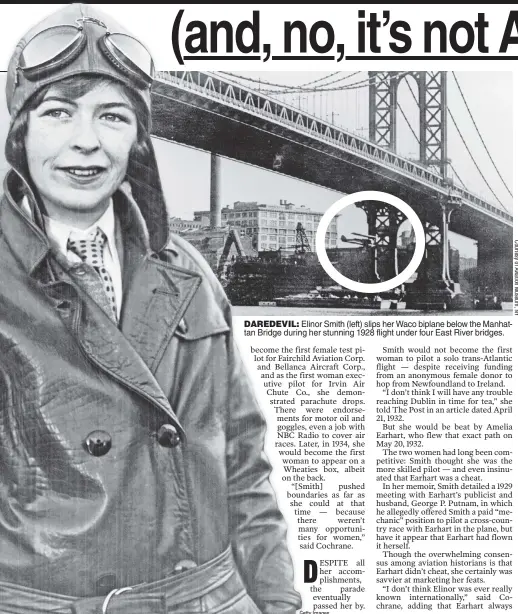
[0,168,170,277]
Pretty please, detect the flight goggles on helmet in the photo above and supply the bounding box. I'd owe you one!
[17,17,154,90]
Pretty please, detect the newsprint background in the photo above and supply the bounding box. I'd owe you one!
[0,4,515,613]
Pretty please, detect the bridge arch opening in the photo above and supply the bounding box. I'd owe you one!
[397,220,416,282]
[448,231,479,295]
[331,202,419,287]
[331,204,370,283]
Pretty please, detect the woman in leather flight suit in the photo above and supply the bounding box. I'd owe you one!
[0,4,301,613]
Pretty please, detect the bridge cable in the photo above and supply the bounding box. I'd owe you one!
[400,76,424,145]
[450,164,467,189]
[298,71,362,88]
[298,72,340,86]
[218,72,316,91]
[452,72,512,198]
[222,71,365,93]
[404,76,419,107]
[405,75,508,209]
[448,108,509,213]
[397,102,419,145]
[229,72,387,95]
[259,73,407,95]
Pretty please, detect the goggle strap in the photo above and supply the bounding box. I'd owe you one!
[75,16,107,30]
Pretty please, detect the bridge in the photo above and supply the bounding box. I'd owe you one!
[149,70,512,308]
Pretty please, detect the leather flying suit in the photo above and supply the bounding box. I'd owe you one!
[0,4,301,613]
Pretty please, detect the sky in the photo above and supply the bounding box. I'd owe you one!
[0,71,512,259]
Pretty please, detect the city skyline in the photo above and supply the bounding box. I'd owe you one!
[152,138,479,258]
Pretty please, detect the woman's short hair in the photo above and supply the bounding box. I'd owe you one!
[5,74,151,182]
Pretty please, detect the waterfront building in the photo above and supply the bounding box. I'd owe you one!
[194,199,338,252]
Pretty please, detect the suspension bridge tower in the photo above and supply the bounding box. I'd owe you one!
[365,71,464,309]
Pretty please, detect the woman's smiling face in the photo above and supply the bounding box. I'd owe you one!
[25,80,138,222]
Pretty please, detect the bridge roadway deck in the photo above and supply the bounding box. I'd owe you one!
[150,77,512,246]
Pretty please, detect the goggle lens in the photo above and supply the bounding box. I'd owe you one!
[107,34,154,78]
[18,23,153,88]
[20,25,82,70]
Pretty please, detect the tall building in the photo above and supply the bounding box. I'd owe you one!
[194,199,338,252]
[399,229,415,248]
[459,256,477,272]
